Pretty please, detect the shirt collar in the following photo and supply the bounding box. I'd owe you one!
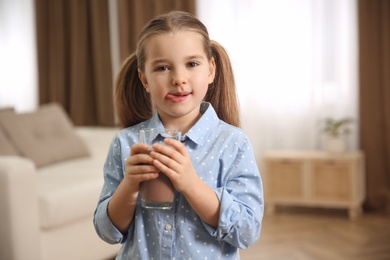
[147,102,220,146]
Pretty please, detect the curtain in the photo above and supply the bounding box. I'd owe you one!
[35,0,114,126]
[0,0,37,112]
[117,0,195,62]
[196,0,358,158]
[358,0,390,212]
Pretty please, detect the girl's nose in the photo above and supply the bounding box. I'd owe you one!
[172,70,187,86]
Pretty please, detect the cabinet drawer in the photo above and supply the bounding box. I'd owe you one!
[311,160,352,202]
[265,159,305,200]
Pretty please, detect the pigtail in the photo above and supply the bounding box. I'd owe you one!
[114,53,152,128]
[205,41,240,127]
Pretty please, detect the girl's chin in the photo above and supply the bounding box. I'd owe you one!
[159,104,201,119]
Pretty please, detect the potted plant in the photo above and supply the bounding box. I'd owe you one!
[321,117,354,152]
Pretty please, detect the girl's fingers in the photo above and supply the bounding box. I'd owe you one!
[127,153,155,166]
[151,159,175,177]
[131,172,159,182]
[151,139,185,161]
[149,150,180,171]
[130,143,150,156]
[126,164,159,174]
[128,143,155,166]
[149,140,190,177]
[163,138,188,155]
[126,143,160,176]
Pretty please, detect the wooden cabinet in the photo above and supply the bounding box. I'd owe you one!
[263,151,365,219]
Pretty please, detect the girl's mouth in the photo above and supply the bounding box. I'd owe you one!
[166,92,191,103]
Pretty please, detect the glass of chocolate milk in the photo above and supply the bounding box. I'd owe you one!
[139,128,181,210]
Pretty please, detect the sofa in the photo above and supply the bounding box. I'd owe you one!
[0,103,121,260]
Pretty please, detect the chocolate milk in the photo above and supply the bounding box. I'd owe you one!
[140,173,175,209]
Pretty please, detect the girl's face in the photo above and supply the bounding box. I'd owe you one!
[138,31,215,131]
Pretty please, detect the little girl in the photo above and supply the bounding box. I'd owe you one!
[94,10,264,259]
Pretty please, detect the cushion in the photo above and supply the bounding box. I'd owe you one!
[1,103,90,167]
[0,107,20,155]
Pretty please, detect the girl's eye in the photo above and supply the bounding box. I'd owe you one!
[187,61,199,68]
[155,65,169,71]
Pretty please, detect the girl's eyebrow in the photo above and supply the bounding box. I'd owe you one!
[150,55,205,65]
[150,58,169,66]
[186,54,205,60]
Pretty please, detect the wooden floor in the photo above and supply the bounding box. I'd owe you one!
[240,206,390,260]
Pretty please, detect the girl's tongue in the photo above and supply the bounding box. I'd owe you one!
[166,92,190,103]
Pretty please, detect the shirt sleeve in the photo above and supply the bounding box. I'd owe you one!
[203,137,264,249]
[93,136,128,244]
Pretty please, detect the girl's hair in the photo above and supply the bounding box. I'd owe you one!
[115,11,240,128]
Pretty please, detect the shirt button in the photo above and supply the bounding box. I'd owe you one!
[165,224,172,231]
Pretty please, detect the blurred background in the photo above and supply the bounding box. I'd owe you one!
[0,0,388,214]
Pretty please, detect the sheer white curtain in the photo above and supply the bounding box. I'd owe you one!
[0,0,37,112]
[197,0,358,159]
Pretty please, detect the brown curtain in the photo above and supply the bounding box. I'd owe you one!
[35,0,115,126]
[358,0,390,213]
[117,0,196,62]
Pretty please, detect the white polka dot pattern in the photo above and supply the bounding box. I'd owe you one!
[93,102,264,259]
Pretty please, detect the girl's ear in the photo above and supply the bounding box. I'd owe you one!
[208,58,216,84]
[138,69,150,93]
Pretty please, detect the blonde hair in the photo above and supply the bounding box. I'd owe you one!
[115,11,240,128]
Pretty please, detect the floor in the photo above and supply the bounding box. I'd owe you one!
[106,207,390,260]
[240,206,390,260]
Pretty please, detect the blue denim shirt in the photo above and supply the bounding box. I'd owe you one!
[94,102,264,259]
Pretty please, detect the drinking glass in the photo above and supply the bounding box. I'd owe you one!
[139,128,181,209]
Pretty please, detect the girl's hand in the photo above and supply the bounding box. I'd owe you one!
[151,138,220,227]
[108,143,160,233]
[149,138,198,193]
[124,143,160,193]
